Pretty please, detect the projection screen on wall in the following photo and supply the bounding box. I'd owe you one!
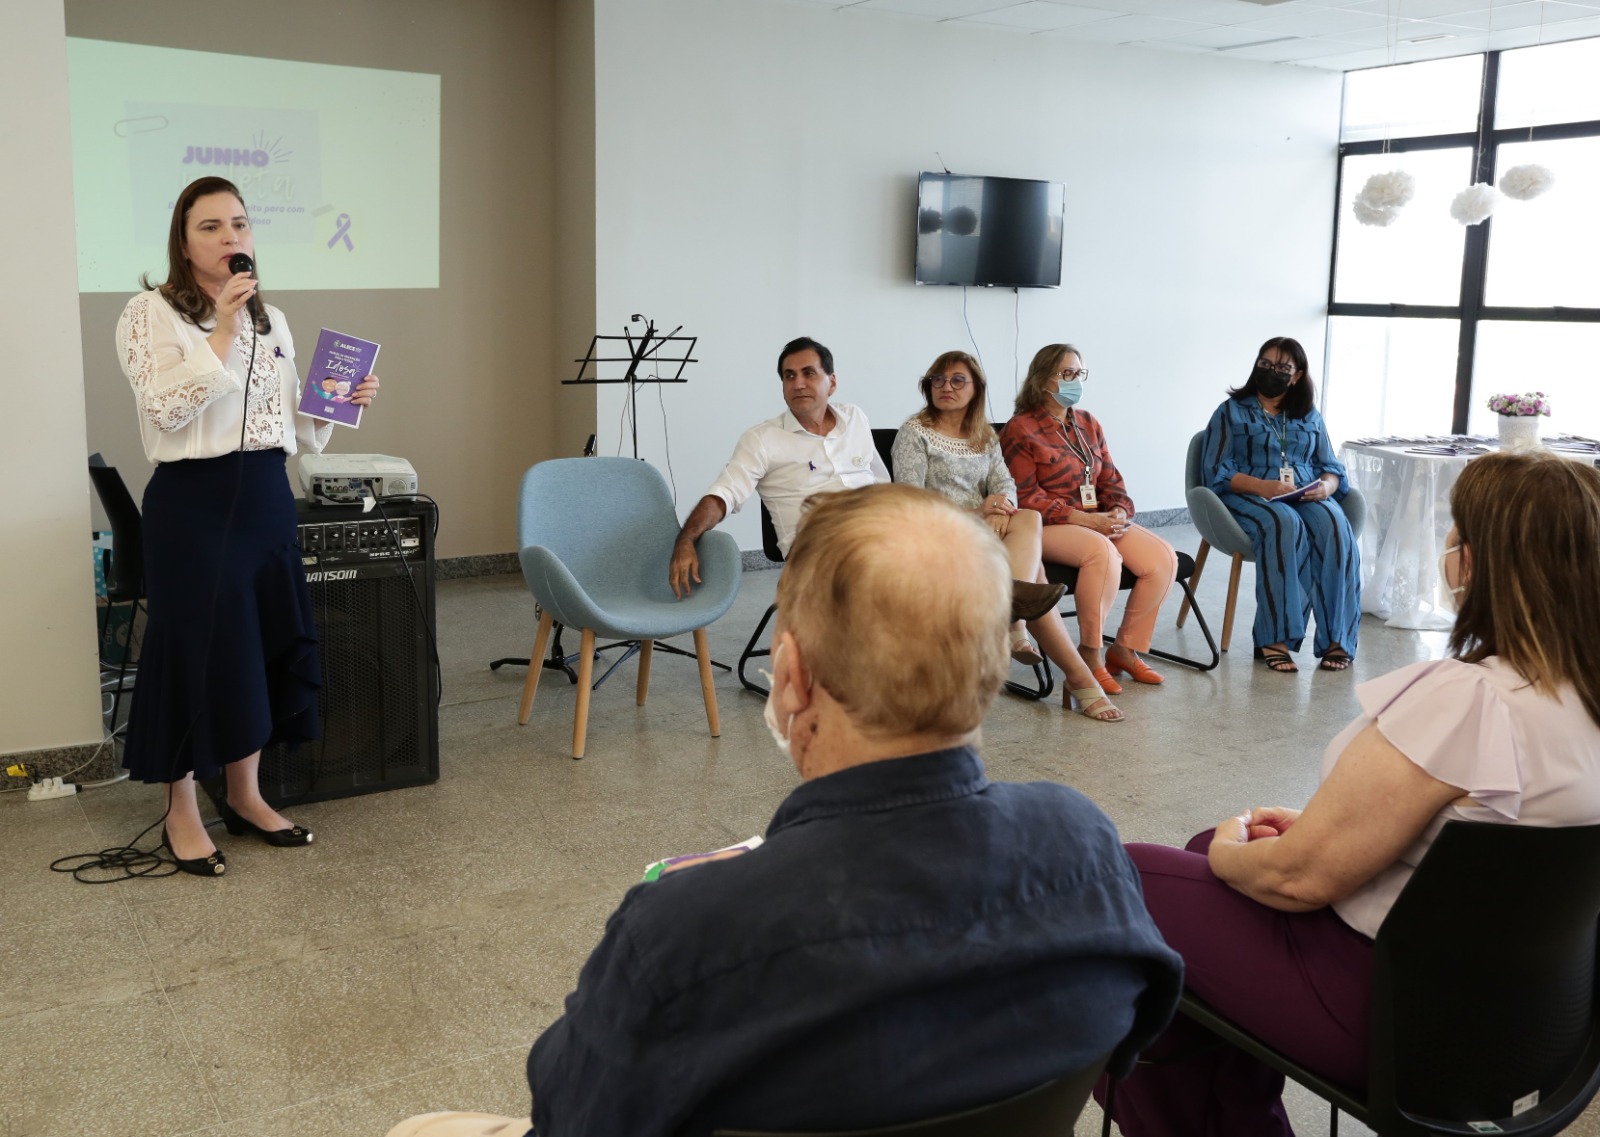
[67,37,440,293]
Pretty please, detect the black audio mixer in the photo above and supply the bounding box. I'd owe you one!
[297,510,425,579]
[300,514,422,566]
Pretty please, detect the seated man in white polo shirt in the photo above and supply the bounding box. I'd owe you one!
[669,336,887,598]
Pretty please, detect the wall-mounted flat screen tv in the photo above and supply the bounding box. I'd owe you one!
[915,172,1065,288]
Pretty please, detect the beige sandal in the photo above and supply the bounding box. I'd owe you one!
[1068,686,1124,723]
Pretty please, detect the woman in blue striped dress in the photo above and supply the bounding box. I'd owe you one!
[1199,337,1360,673]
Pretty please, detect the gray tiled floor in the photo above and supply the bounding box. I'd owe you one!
[4,523,1596,1136]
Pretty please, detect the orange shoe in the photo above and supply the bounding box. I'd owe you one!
[1091,666,1124,696]
[1108,650,1165,685]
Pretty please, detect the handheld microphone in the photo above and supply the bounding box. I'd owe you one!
[228,252,259,323]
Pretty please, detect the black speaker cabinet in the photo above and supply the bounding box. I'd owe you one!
[256,498,440,806]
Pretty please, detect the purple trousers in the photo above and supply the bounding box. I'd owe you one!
[1096,832,1375,1137]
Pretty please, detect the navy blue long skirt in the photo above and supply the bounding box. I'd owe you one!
[123,450,320,784]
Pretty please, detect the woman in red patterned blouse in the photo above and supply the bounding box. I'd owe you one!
[1001,344,1179,694]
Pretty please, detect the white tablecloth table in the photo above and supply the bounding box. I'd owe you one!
[1340,443,1472,631]
[1342,437,1599,630]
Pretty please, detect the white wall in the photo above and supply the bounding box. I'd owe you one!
[0,1,102,753]
[593,0,1344,551]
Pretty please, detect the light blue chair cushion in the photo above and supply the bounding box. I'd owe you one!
[1184,431,1366,563]
[517,457,740,641]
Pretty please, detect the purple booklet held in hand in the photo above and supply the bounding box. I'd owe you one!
[297,328,380,428]
[1270,482,1316,504]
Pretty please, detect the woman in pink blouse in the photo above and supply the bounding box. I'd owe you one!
[1101,449,1600,1136]
[1001,344,1178,695]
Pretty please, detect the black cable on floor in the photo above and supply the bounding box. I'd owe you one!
[57,322,261,882]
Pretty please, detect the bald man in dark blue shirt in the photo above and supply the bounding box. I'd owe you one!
[387,484,1180,1137]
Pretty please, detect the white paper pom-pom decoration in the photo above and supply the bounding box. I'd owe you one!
[1352,169,1415,227]
[1499,163,1555,201]
[1353,197,1400,227]
[1450,183,1501,226]
[1361,170,1416,209]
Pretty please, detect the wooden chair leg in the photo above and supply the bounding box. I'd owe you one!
[694,627,721,737]
[636,639,653,706]
[572,628,596,759]
[1222,554,1244,653]
[518,610,555,725]
[1179,541,1211,628]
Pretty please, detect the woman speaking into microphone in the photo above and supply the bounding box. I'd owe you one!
[115,176,379,876]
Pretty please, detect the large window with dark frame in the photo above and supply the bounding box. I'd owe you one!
[1324,37,1600,441]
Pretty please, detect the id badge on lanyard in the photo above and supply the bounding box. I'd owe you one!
[1263,407,1292,487]
[1062,415,1098,511]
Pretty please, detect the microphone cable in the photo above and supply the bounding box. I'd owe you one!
[375,495,443,706]
[54,292,262,883]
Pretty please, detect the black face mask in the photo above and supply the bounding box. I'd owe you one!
[1253,366,1291,399]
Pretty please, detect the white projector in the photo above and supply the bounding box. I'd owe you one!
[298,453,418,508]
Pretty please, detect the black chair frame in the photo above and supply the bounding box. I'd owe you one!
[732,501,1058,700]
[88,455,146,734]
[708,1051,1109,1137]
[1104,820,1600,1137]
[735,426,1222,696]
[736,503,786,697]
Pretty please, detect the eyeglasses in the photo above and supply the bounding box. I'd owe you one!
[928,375,970,390]
[1057,368,1089,382]
[1255,359,1296,375]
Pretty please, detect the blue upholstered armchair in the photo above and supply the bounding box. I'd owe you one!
[515,458,740,758]
[1179,431,1367,653]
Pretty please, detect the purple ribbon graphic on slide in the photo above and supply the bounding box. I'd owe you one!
[327,213,354,251]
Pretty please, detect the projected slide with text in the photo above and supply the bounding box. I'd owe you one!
[68,39,440,292]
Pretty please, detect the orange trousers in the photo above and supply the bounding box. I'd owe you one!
[1039,523,1178,653]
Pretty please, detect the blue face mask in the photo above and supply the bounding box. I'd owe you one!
[1053,379,1083,409]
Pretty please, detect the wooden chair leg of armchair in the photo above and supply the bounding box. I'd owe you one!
[1221,554,1244,653]
[694,627,721,737]
[518,610,555,725]
[1178,541,1211,628]
[572,628,596,759]
[636,639,653,706]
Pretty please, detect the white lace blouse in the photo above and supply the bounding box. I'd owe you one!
[116,290,332,465]
[889,416,1016,512]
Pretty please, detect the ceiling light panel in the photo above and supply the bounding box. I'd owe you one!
[1305,45,1409,68]
[1233,6,1393,35]
[1164,22,1312,45]
[1042,12,1212,39]
[1330,20,1473,46]
[967,2,1122,28]
[856,0,1020,18]
[1043,0,1314,19]
[1224,35,1377,58]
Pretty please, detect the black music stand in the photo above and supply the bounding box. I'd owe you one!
[564,318,694,453]
[489,318,728,690]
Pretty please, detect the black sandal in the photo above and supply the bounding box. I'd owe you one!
[1319,648,1353,672]
[1257,646,1298,673]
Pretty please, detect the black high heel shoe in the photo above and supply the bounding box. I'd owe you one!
[161,827,226,876]
[219,804,314,847]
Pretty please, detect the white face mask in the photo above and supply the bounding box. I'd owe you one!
[758,643,794,759]
[1437,544,1465,614]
